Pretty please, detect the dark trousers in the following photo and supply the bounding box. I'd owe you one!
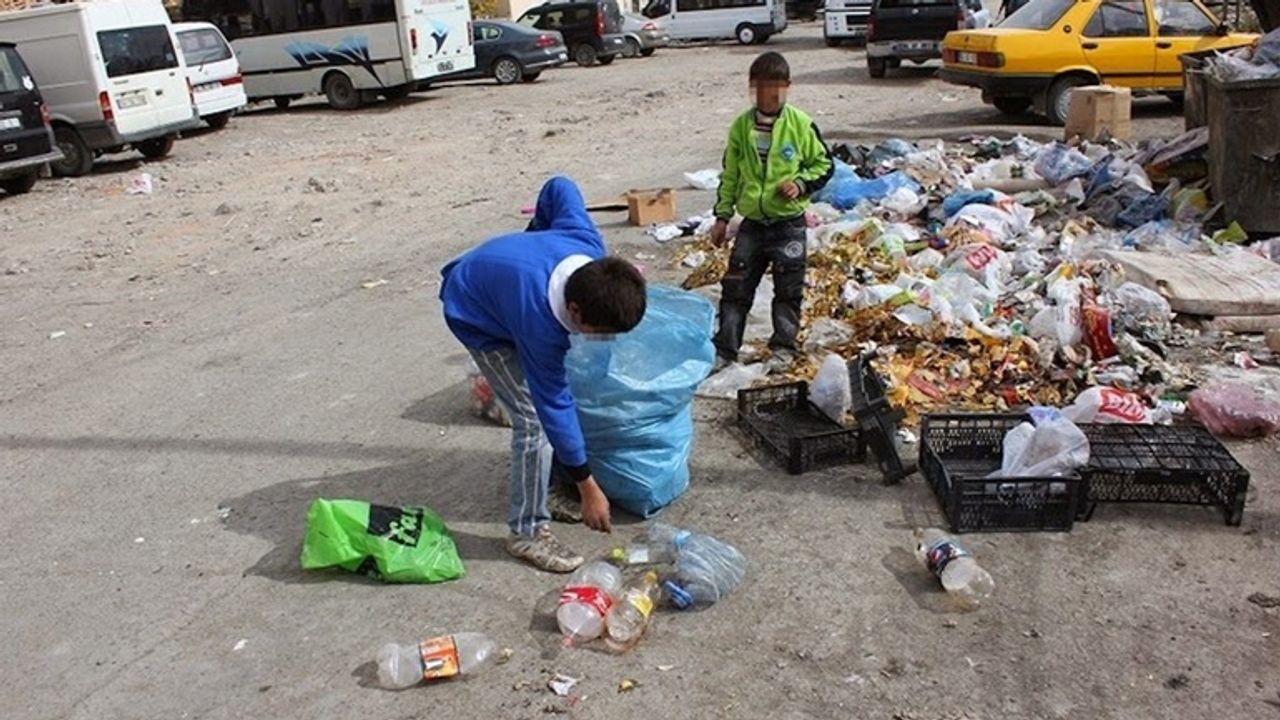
[713,217,807,361]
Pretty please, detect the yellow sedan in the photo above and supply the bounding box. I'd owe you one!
[940,0,1256,124]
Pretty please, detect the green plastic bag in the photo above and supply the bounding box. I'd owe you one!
[300,499,465,583]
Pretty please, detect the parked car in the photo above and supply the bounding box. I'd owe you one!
[788,0,822,20]
[823,0,873,45]
[621,11,670,57]
[517,0,628,67]
[0,0,198,177]
[0,42,61,196]
[640,0,787,44]
[173,22,246,130]
[866,0,967,78]
[940,0,1257,124]
[436,21,568,84]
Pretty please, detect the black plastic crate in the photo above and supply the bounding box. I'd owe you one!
[737,381,864,474]
[1079,423,1249,526]
[920,413,1083,533]
[848,354,916,485]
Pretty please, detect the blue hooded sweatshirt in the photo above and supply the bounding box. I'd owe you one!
[440,177,605,471]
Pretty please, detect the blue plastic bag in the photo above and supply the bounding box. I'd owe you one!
[813,160,921,211]
[942,189,995,218]
[565,285,715,517]
[1034,142,1094,185]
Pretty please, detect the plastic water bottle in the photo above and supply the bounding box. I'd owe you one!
[650,523,747,606]
[605,571,660,650]
[376,632,497,690]
[557,561,623,645]
[914,528,995,607]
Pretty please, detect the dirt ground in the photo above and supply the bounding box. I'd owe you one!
[2,22,1278,720]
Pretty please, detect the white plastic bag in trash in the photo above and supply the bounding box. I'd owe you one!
[1062,386,1161,424]
[684,169,721,191]
[944,243,1011,293]
[990,407,1089,478]
[126,173,154,195]
[696,362,767,399]
[809,353,851,423]
[803,317,854,353]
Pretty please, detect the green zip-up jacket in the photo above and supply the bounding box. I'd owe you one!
[715,104,835,223]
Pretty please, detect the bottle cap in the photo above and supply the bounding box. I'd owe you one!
[663,580,693,610]
[608,547,625,564]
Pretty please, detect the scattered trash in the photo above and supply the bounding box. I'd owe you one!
[134,537,145,543]
[1188,383,1280,438]
[126,173,154,195]
[810,352,852,423]
[547,673,580,697]
[991,407,1089,479]
[915,528,995,608]
[376,633,497,689]
[558,561,623,645]
[1247,592,1280,609]
[651,522,747,607]
[656,664,676,672]
[682,250,707,269]
[647,224,684,243]
[360,278,389,289]
[48,330,66,340]
[299,499,464,583]
[1234,351,1259,370]
[683,169,721,191]
[496,648,514,665]
[618,678,639,693]
[233,639,248,651]
[697,362,767,399]
[1062,386,1162,425]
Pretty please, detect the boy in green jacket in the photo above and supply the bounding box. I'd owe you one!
[711,51,834,372]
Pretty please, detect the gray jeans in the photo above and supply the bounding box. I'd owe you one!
[468,346,552,538]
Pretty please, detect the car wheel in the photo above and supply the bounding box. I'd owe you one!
[205,112,232,130]
[0,170,38,196]
[623,37,641,58]
[521,72,542,83]
[992,97,1032,115]
[736,23,757,45]
[640,47,656,57]
[868,57,887,79]
[1046,74,1092,126]
[1164,92,1185,109]
[574,44,598,67]
[825,37,840,47]
[598,54,615,65]
[324,72,362,110]
[382,85,412,100]
[51,126,94,177]
[493,56,522,85]
[273,97,292,110]
[136,136,175,160]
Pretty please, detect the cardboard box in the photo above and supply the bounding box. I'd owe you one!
[626,188,676,226]
[1064,85,1132,142]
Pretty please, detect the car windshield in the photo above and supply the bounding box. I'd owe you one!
[98,26,179,79]
[0,47,30,93]
[1001,0,1076,29]
[178,28,233,67]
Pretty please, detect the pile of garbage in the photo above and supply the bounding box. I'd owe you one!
[1205,27,1280,82]
[674,132,1280,434]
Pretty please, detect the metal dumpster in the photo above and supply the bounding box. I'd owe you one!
[1206,72,1280,234]
[1180,50,1215,130]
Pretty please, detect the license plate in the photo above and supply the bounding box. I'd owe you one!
[0,117,19,131]
[117,93,147,109]
[438,60,454,72]
[196,82,221,93]
[896,41,936,52]
[958,51,978,64]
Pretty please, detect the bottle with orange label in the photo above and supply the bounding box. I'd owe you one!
[376,632,497,690]
[604,571,661,652]
[556,560,623,646]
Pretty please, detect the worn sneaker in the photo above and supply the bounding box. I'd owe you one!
[506,526,584,573]
[548,482,583,524]
[766,350,795,375]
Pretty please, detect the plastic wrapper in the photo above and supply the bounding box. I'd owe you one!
[990,407,1089,478]
[684,169,721,191]
[466,357,512,427]
[567,285,715,516]
[944,242,1011,293]
[945,202,1034,246]
[301,499,465,583]
[880,187,926,218]
[1035,143,1094,185]
[1106,281,1172,339]
[1188,382,1280,438]
[1062,386,1160,424]
[802,317,854,353]
[696,362,767,399]
[810,353,852,423]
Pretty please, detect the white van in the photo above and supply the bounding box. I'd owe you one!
[0,0,197,177]
[823,0,872,45]
[174,22,246,130]
[639,0,786,45]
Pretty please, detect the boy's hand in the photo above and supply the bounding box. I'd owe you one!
[710,219,729,247]
[777,180,802,200]
[578,477,612,533]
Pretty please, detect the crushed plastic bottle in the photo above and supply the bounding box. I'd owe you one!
[557,561,623,645]
[914,528,995,608]
[605,571,661,651]
[649,523,747,607]
[376,632,497,690]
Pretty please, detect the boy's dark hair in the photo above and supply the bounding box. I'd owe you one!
[565,257,647,333]
[749,51,790,83]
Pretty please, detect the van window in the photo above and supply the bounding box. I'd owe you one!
[0,47,31,94]
[178,28,233,66]
[676,0,765,10]
[98,26,180,78]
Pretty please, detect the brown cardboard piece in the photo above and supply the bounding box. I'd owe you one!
[626,188,677,226]
[1064,86,1132,142]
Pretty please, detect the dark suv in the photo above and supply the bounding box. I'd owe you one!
[518,0,627,67]
[0,43,60,196]
[865,0,966,78]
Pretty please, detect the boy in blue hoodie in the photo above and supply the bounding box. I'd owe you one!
[440,177,647,572]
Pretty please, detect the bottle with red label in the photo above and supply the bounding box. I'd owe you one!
[376,632,497,690]
[914,528,995,608]
[557,561,623,645]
